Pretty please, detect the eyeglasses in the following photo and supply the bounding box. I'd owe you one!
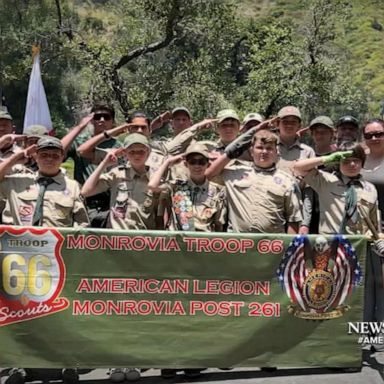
[363,131,384,140]
[93,113,112,121]
[187,158,209,166]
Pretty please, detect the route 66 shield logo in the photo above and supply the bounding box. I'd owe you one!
[0,227,69,326]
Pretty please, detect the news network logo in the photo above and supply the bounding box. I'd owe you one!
[348,322,384,345]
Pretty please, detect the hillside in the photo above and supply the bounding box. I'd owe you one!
[237,0,384,115]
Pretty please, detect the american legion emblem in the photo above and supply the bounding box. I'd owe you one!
[277,235,362,320]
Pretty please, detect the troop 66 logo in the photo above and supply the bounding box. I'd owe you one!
[0,227,69,326]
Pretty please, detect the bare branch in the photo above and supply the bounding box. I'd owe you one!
[54,0,74,40]
[115,0,183,70]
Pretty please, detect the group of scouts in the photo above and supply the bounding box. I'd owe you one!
[1,102,384,383]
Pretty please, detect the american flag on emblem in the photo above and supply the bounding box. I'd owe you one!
[276,235,362,312]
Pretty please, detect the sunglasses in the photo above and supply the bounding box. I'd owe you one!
[363,131,384,140]
[187,158,209,166]
[128,125,149,132]
[93,113,112,121]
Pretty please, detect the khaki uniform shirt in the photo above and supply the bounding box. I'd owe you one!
[278,140,315,174]
[0,170,89,227]
[91,165,158,230]
[0,143,22,162]
[304,169,379,235]
[221,160,302,233]
[0,144,24,221]
[159,179,227,232]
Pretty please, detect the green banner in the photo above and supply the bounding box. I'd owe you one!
[0,227,366,368]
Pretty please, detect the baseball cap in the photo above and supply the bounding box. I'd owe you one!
[216,109,240,124]
[172,107,191,118]
[123,133,150,149]
[185,143,210,159]
[309,116,334,130]
[37,137,63,151]
[278,106,301,120]
[243,113,264,126]
[0,108,12,121]
[24,124,49,138]
[337,115,359,127]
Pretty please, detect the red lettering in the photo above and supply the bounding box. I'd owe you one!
[117,236,131,250]
[166,237,180,251]
[190,301,204,315]
[67,235,84,249]
[240,239,254,253]
[72,300,90,315]
[196,238,210,252]
[183,237,196,251]
[76,279,92,293]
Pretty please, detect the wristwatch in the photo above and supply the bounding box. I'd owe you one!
[103,130,111,139]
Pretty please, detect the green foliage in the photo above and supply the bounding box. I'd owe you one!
[0,0,377,131]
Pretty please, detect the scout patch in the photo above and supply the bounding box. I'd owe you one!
[172,185,194,231]
[19,205,33,223]
[273,176,282,185]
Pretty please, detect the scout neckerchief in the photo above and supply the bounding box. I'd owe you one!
[172,180,194,231]
[253,164,276,173]
[32,176,56,226]
[339,175,361,233]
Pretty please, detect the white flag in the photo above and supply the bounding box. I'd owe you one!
[23,47,53,132]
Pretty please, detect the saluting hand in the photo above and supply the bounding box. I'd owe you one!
[166,153,185,167]
[13,144,37,165]
[195,118,218,131]
[78,113,94,129]
[0,134,27,149]
[150,111,172,132]
[323,151,353,164]
[102,147,126,168]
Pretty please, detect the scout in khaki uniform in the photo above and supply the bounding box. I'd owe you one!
[81,133,158,382]
[3,137,88,384]
[294,143,379,235]
[81,133,161,231]
[0,137,89,228]
[276,106,315,173]
[150,107,217,155]
[209,109,241,154]
[0,108,23,161]
[206,122,302,233]
[148,143,227,232]
[61,103,122,228]
[336,115,360,144]
[300,116,337,235]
